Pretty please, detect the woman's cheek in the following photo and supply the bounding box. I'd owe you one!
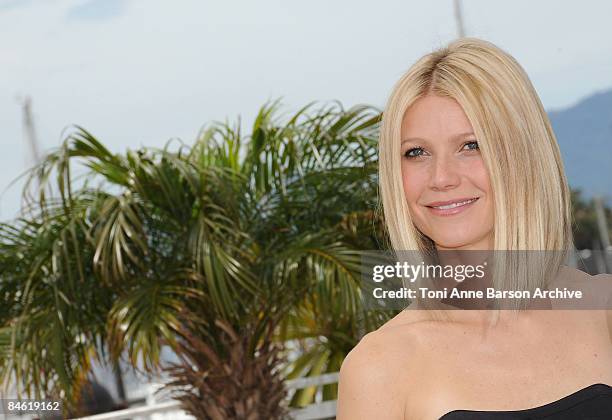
[401,165,427,215]
[401,166,415,204]
[461,156,490,190]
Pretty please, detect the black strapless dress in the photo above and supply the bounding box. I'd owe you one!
[438,383,612,419]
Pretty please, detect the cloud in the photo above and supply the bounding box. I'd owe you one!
[66,0,127,22]
[0,0,33,11]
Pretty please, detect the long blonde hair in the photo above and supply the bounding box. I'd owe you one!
[378,38,573,317]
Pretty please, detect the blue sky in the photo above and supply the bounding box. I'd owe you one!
[2,0,612,220]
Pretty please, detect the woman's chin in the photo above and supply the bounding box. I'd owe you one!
[431,234,492,251]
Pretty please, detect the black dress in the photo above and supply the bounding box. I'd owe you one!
[438,383,612,419]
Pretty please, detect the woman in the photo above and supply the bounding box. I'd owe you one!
[336,38,612,419]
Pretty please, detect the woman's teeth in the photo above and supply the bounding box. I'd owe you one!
[432,198,477,209]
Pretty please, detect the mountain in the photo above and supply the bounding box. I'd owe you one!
[548,89,612,204]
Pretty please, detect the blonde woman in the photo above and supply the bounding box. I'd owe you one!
[336,38,612,419]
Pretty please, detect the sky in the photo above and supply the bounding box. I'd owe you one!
[2,0,612,220]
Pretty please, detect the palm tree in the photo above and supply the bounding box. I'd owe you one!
[0,99,394,418]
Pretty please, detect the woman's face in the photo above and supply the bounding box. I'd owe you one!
[400,94,494,250]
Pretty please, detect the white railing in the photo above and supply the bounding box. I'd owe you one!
[71,401,183,420]
[75,373,340,420]
[286,372,339,420]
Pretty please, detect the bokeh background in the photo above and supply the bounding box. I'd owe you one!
[2,0,612,220]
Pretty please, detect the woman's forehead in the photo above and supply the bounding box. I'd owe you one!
[401,95,474,141]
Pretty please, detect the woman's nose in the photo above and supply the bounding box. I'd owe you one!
[428,155,461,191]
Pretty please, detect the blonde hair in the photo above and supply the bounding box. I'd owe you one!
[378,38,573,318]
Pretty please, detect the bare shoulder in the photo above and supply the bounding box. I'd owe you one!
[592,272,612,302]
[592,272,612,288]
[587,273,612,344]
[556,267,612,339]
[591,273,612,340]
[336,306,432,419]
[556,266,612,296]
[557,265,611,283]
[337,330,413,419]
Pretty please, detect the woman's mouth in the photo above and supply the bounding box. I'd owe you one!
[425,197,479,216]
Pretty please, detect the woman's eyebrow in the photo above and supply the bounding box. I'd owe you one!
[401,132,475,145]
[401,137,426,145]
[452,131,476,140]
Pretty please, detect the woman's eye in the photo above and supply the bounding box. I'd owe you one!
[404,147,424,158]
[462,141,479,151]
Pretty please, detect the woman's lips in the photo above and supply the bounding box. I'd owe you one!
[424,197,479,216]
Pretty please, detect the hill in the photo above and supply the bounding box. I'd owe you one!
[548,89,612,204]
